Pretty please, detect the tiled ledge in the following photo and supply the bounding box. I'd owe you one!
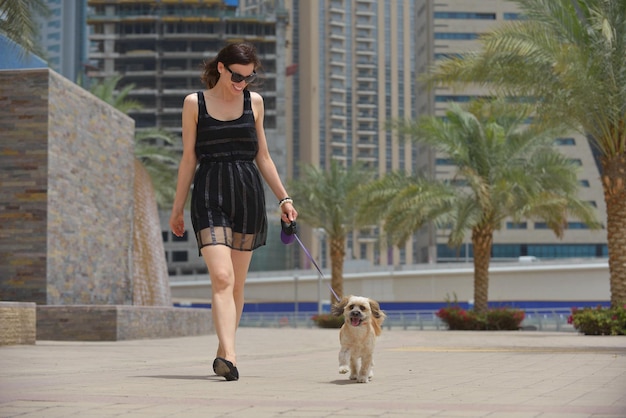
[37,305,213,341]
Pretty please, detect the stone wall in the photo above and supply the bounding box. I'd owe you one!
[0,69,135,305]
[0,69,209,341]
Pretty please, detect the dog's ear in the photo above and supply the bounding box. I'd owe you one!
[369,298,386,336]
[331,296,349,316]
[369,299,386,320]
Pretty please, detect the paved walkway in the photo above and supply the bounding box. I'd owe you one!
[1,328,625,417]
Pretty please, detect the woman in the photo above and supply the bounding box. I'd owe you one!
[169,43,297,381]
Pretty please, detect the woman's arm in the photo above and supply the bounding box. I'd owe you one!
[169,93,199,237]
[251,91,297,223]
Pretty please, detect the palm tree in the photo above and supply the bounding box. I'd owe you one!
[357,100,599,313]
[0,0,49,57]
[134,128,179,208]
[89,77,178,207]
[89,76,143,115]
[424,0,626,307]
[289,160,375,301]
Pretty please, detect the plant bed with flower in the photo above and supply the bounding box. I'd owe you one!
[436,305,525,331]
[311,313,344,328]
[568,305,626,336]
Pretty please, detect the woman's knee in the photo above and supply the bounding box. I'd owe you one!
[201,246,236,293]
[211,269,234,293]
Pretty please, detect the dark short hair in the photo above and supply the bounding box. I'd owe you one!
[201,42,261,89]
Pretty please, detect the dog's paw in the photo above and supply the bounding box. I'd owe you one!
[356,375,369,383]
[349,373,357,380]
[338,366,349,374]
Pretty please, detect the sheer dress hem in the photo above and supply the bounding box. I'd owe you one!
[195,226,266,256]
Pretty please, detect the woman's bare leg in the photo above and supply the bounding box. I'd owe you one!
[201,245,253,366]
[232,249,253,325]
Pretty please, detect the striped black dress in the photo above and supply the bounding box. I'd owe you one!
[190,89,267,254]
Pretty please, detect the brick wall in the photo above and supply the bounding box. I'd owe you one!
[0,69,135,305]
[0,69,49,303]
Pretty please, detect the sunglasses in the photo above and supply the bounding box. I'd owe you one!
[225,66,257,84]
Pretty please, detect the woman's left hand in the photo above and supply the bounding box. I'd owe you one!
[281,203,297,224]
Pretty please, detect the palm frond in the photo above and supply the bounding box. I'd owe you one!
[89,76,143,113]
[425,0,626,157]
[381,96,597,248]
[289,160,374,238]
[90,79,179,208]
[357,171,457,246]
[0,0,50,57]
[133,129,179,208]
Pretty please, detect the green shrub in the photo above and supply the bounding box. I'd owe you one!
[436,306,525,331]
[568,305,626,336]
[486,308,526,330]
[311,314,344,328]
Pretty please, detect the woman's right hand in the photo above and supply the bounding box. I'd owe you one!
[170,210,185,237]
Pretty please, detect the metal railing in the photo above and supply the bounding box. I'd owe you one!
[521,308,576,332]
[237,308,577,332]
[239,311,318,328]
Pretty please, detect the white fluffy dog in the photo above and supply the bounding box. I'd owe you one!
[330,295,386,383]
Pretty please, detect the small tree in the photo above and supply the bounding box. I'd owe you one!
[358,100,599,313]
[289,160,374,300]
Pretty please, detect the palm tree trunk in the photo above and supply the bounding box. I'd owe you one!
[601,153,626,307]
[330,236,345,301]
[472,226,493,313]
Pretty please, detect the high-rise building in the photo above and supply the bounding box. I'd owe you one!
[275,0,607,267]
[280,0,424,267]
[36,0,88,82]
[86,0,291,275]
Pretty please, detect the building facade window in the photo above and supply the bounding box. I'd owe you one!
[434,33,480,40]
[172,251,188,262]
[506,222,528,229]
[554,137,576,145]
[434,12,496,20]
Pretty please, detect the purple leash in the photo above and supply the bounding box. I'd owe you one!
[281,220,341,302]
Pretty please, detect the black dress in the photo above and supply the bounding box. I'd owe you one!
[191,89,267,254]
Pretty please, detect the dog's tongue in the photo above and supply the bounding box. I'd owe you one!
[351,317,361,326]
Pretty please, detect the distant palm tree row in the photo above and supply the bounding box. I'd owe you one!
[292,100,599,313]
[360,100,597,313]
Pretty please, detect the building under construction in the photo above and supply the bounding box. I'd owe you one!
[87,0,284,133]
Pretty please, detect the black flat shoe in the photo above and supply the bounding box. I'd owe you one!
[213,357,239,381]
